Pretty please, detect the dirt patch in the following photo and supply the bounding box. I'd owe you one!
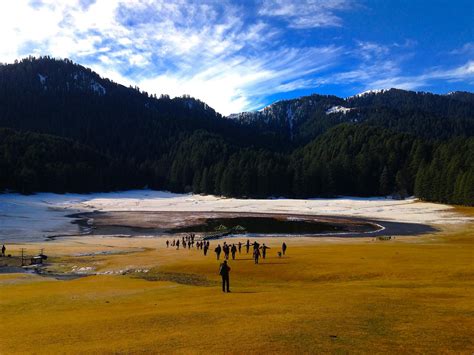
[134,270,217,287]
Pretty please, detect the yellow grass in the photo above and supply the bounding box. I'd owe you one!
[1,216,474,354]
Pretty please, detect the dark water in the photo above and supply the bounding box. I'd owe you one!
[171,216,349,235]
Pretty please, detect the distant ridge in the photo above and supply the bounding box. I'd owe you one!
[0,57,472,205]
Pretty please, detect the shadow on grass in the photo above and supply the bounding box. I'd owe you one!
[134,270,217,287]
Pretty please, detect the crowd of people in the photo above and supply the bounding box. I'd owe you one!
[165,235,287,263]
[165,234,288,292]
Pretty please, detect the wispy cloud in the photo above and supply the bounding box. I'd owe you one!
[0,1,472,114]
[259,0,352,28]
[0,0,347,114]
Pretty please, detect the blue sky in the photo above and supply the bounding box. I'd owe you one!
[0,0,473,114]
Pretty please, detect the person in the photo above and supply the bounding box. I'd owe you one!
[166,240,169,248]
[282,242,287,255]
[204,242,209,256]
[252,241,260,251]
[223,243,230,260]
[219,260,231,293]
[1,244,5,257]
[176,240,180,250]
[253,247,260,264]
[261,243,270,259]
[246,239,250,254]
[231,244,237,260]
[238,242,242,254]
[215,244,222,260]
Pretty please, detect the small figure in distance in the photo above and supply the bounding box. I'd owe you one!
[246,239,250,254]
[166,240,169,248]
[1,244,5,257]
[176,240,180,250]
[282,242,287,256]
[204,242,209,256]
[261,243,270,259]
[223,243,230,260]
[219,260,231,293]
[231,244,237,260]
[253,247,261,264]
[252,241,260,251]
[215,244,222,260]
[238,241,242,254]
[172,239,175,247]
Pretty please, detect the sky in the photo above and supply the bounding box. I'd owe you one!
[0,0,473,115]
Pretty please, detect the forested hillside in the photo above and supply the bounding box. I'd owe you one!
[0,57,472,205]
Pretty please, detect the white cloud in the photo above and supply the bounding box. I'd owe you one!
[259,0,351,28]
[0,1,471,115]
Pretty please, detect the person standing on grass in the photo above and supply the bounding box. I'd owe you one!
[253,247,261,264]
[282,242,287,255]
[204,242,209,256]
[219,260,231,293]
[166,240,169,248]
[252,241,260,252]
[238,242,242,254]
[176,240,180,250]
[231,244,237,260]
[1,244,5,257]
[223,243,230,260]
[215,244,222,260]
[261,244,270,259]
[246,239,250,253]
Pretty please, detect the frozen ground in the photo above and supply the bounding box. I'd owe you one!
[0,190,471,242]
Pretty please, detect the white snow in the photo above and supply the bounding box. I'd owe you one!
[90,80,106,95]
[347,89,388,99]
[37,73,47,85]
[287,105,294,131]
[326,106,353,115]
[0,190,470,242]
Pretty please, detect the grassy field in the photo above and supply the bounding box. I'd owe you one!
[1,215,473,353]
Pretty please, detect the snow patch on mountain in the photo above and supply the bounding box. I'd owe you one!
[38,73,47,85]
[90,80,106,95]
[347,89,388,99]
[326,106,353,115]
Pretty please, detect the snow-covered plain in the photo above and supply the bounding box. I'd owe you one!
[0,190,471,242]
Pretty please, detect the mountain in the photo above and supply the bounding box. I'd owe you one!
[227,88,474,142]
[0,57,472,205]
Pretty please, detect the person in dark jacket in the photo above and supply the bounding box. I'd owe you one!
[253,248,261,264]
[219,260,231,292]
[231,244,237,260]
[223,243,230,260]
[215,244,222,260]
[282,242,287,255]
[238,242,242,254]
[261,244,270,259]
[246,239,250,253]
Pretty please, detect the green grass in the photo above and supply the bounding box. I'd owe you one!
[0,219,473,354]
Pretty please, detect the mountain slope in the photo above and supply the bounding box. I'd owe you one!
[0,57,472,205]
[228,88,474,143]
